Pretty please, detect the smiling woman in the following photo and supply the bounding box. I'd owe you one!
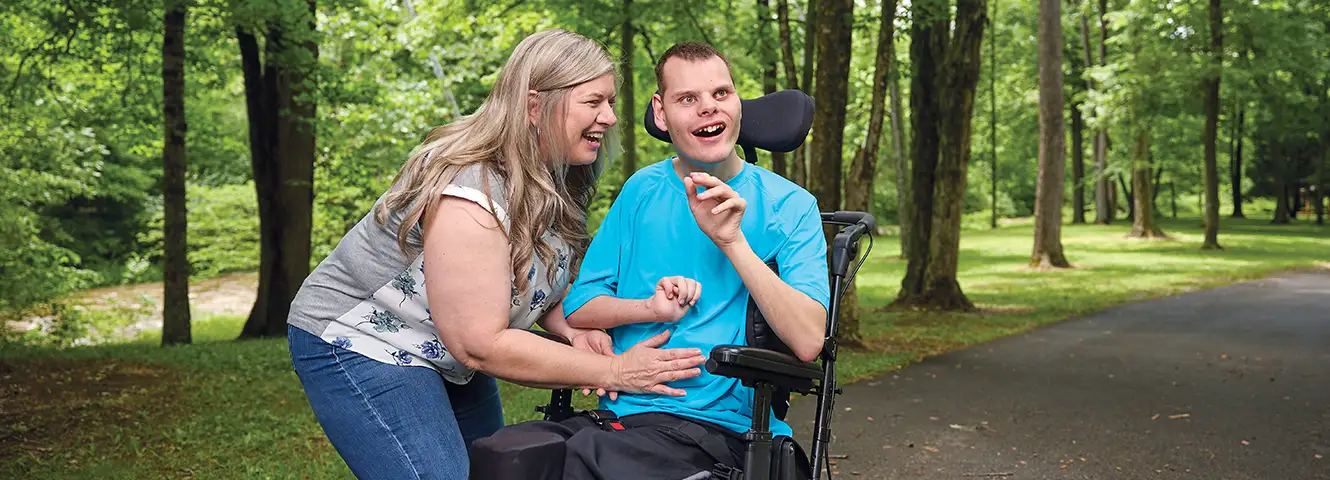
[281,28,709,479]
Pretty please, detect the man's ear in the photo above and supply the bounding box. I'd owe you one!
[651,93,667,132]
[527,89,541,125]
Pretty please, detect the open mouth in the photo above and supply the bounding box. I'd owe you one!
[582,131,603,148]
[692,122,725,138]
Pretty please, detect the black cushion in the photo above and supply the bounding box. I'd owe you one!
[642,89,814,153]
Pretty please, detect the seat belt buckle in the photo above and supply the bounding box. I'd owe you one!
[581,409,626,431]
[709,462,742,480]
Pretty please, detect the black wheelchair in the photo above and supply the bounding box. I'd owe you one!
[471,90,875,480]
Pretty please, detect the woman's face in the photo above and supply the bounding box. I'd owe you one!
[560,74,618,165]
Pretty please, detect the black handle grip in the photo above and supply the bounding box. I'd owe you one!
[821,211,876,231]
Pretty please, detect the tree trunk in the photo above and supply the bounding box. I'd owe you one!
[810,0,859,344]
[1201,0,1222,249]
[891,70,910,260]
[1271,141,1290,224]
[237,0,318,339]
[1093,0,1113,224]
[922,0,986,311]
[1231,101,1245,218]
[989,0,998,230]
[162,0,191,346]
[893,0,944,307]
[1070,99,1086,224]
[757,0,783,171]
[620,0,638,179]
[844,0,896,218]
[1127,129,1166,238]
[776,0,800,181]
[1032,0,1069,268]
[791,0,818,188]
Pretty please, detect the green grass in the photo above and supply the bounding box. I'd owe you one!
[3,216,1326,479]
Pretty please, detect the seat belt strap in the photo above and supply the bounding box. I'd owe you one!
[673,421,737,468]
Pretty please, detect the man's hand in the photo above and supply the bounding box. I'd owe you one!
[684,172,746,248]
[570,329,619,400]
[647,276,701,322]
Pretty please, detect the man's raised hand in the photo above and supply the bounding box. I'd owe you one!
[683,171,746,248]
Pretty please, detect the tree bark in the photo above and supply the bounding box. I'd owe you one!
[237,0,318,339]
[1127,129,1166,238]
[1231,101,1246,218]
[844,0,896,219]
[810,0,859,344]
[792,0,818,188]
[1271,139,1291,224]
[922,0,986,310]
[162,0,191,346]
[1201,0,1222,249]
[757,0,784,171]
[776,0,800,181]
[1093,0,1113,224]
[1070,9,1088,225]
[620,0,638,179]
[1032,0,1069,267]
[989,0,998,230]
[894,0,944,307]
[891,69,910,260]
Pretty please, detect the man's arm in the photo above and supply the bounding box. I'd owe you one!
[685,172,828,363]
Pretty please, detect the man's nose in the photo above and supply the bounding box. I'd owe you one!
[698,97,718,116]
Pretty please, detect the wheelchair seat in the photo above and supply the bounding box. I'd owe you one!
[469,89,875,480]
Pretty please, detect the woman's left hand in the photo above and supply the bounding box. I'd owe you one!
[570,329,619,400]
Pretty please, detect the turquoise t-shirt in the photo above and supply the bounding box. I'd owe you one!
[563,158,831,439]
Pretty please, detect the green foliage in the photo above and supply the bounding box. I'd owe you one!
[141,183,262,280]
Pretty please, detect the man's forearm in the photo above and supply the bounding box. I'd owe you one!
[566,295,663,330]
[720,235,827,362]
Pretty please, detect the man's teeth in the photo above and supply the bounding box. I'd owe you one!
[696,124,721,134]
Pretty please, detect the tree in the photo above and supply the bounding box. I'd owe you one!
[775,0,802,179]
[893,0,988,311]
[1091,0,1113,224]
[620,0,637,181]
[1032,0,1070,267]
[808,0,858,343]
[236,0,320,338]
[844,0,897,220]
[1201,0,1223,249]
[162,0,191,345]
[793,0,818,187]
[756,0,783,172]
[891,62,910,260]
[1069,2,1089,225]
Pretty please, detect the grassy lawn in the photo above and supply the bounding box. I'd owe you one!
[2,216,1326,479]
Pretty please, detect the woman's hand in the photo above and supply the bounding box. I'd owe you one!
[570,329,619,400]
[605,330,707,397]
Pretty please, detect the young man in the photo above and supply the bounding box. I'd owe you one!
[475,42,830,479]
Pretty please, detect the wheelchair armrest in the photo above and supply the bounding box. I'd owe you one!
[706,345,820,394]
[530,330,572,346]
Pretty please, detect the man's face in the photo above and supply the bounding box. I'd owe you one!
[652,56,741,165]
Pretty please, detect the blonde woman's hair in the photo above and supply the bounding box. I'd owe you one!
[376,28,618,293]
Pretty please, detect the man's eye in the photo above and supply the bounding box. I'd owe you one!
[681,96,695,104]
[714,90,728,99]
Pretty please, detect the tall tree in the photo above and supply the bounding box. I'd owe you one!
[893,0,988,311]
[1127,128,1166,237]
[793,0,818,187]
[1201,0,1223,249]
[1091,0,1113,224]
[809,0,858,343]
[775,0,800,181]
[1069,3,1088,224]
[891,64,910,260]
[162,0,191,345]
[620,0,637,180]
[845,0,897,219]
[1032,0,1070,267]
[989,0,999,229]
[1230,45,1249,218]
[237,0,320,338]
[756,0,784,171]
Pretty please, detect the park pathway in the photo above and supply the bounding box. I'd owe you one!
[789,271,1330,479]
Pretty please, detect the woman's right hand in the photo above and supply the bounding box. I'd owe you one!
[606,330,707,397]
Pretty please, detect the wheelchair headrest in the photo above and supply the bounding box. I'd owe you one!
[642,89,814,154]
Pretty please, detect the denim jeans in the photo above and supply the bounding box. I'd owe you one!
[288,324,504,479]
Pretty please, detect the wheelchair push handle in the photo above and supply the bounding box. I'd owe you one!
[820,211,876,232]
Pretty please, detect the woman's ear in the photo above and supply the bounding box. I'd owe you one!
[527,89,541,125]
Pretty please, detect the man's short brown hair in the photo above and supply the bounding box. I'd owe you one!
[654,42,732,93]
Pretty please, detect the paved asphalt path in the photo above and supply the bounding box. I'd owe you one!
[787,271,1330,479]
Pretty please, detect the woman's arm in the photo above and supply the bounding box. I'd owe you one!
[422,195,704,394]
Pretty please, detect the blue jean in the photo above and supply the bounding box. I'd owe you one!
[288,324,504,479]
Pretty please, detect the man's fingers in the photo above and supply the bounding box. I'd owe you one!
[696,184,735,201]
[683,177,698,204]
[710,198,746,215]
[651,385,688,397]
[689,172,723,187]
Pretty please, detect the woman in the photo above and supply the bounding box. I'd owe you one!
[286,29,707,479]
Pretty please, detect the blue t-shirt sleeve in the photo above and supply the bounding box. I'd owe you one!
[563,192,632,316]
[777,202,831,311]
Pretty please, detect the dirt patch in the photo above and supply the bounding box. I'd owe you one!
[71,272,259,317]
[0,358,182,461]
